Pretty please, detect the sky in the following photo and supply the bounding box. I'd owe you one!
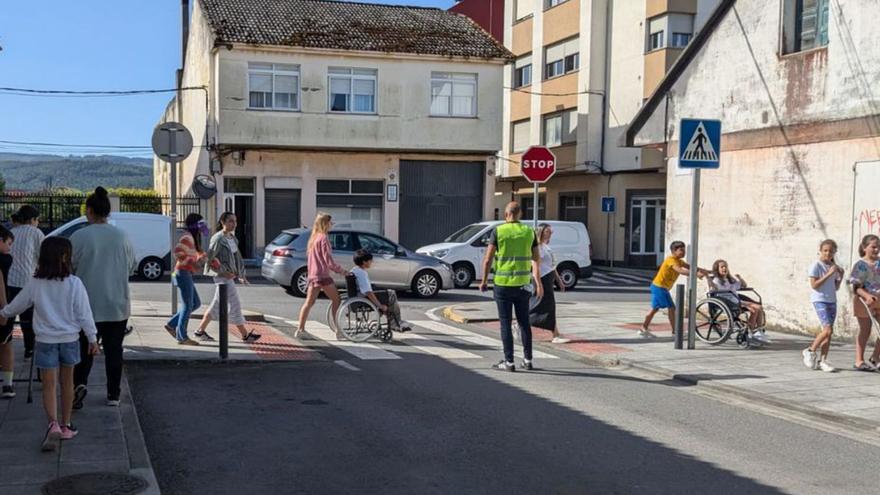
[0,0,455,158]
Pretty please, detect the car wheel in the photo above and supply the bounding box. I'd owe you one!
[451,262,475,289]
[289,269,308,298]
[557,263,579,290]
[412,270,440,298]
[139,257,164,281]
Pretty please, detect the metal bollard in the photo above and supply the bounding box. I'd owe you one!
[687,288,696,350]
[674,284,684,350]
[219,283,228,359]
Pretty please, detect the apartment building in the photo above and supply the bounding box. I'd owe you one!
[154,0,511,258]
[497,0,718,267]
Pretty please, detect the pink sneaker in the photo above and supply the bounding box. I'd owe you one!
[41,421,62,451]
[60,424,78,440]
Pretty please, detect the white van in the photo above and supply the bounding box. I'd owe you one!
[48,213,172,281]
[417,220,592,289]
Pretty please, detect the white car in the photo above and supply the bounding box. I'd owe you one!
[417,220,593,289]
[49,212,172,281]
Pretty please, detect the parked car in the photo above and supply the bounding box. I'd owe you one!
[262,228,454,298]
[48,213,172,281]
[416,220,593,289]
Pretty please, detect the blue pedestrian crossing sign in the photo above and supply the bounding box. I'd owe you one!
[601,196,616,213]
[679,119,721,169]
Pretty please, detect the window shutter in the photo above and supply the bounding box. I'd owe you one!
[564,109,578,143]
[563,37,580,57]
[515,0,534,20]
[515,55,532,69]
[545,42,565,63]
[512,120,531,153]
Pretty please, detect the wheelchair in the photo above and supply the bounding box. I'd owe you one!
[694,287,766,348]
[325,274,394,343]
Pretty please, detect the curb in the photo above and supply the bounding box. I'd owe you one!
[120,374,161,495]
[440,306,880,440]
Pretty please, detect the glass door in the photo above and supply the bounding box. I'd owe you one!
[629,197,666,265]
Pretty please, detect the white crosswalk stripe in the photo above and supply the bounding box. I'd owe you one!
[393,332,483,359]
[411,320,559,359]
[305,322,401,360]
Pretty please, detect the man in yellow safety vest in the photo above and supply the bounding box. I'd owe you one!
[479,202,543,371]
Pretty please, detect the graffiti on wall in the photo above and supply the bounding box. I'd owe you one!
[860,209,880,235]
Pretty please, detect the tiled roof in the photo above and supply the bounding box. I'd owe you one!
[199,0,512,60]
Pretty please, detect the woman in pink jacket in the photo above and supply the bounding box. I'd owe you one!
[296,213,346,339]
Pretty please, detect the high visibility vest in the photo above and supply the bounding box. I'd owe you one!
[493,222,534,287]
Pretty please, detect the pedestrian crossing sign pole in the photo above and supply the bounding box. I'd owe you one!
[679,118,721,349]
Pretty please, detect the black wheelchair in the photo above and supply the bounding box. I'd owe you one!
[694,287,766,349]
[325,274,393,343]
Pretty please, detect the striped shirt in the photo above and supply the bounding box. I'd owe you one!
[9,224,44,288]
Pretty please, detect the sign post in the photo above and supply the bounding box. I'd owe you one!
[152,122,194,315]
[678,118,721,350]
[602,197,616,268]
[520,146,557,229]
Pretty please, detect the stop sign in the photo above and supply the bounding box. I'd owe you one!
[521,146,557,183]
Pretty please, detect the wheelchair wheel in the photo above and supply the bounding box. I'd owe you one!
[735,329,751,349]
[694,298,734,345]
[336,298,380,342]
[379,328,393,342]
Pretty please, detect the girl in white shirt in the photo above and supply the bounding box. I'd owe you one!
[0,237,98,452]
[528,224,570,344]
[710,259,767,343]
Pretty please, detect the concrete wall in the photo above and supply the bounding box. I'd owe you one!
[632,0,880,336]
[216,48,505,154]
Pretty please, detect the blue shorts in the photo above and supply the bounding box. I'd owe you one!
[650,284,675,309]
[34,341,80,369]
[812,302,837,327]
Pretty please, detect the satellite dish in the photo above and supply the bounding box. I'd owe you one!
[193,174,217,199]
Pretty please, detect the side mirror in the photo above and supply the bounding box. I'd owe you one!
[396,247,407,257]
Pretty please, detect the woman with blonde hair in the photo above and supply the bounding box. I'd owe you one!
[528,223,570,344]
[296,213,346,339]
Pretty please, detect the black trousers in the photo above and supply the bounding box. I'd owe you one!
[74,320,127,400]
[7,286,35,353]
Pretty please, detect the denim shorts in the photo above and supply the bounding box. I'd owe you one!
[812,302,837,327]
[34,341,80,369]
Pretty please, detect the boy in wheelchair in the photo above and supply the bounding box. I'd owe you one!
[350,250,412,333]
[709,259,769,344]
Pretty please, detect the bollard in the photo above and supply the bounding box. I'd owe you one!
[219,283,228,359]
[687,288,696,350]
[674,284,684,350]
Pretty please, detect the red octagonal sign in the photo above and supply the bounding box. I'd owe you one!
[521,146,557,184]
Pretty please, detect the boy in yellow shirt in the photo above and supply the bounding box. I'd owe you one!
[641,241,709,338]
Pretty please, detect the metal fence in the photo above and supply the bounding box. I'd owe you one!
[0,193,204,232]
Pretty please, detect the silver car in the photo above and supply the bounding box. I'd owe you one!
[261,228,454,298]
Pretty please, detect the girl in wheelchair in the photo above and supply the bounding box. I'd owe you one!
[350,250,411,333]
[709,259,769,344]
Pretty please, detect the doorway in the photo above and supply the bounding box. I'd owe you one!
[223,177,255,259]
[627,193,666,267]
[558,191,588,228]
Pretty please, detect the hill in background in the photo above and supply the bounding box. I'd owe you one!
[0,153,153,191]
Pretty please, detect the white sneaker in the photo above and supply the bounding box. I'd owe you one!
[551,337,571,344]
[802,348,817,369]
[817,360,836,372]
[638,326,655,338]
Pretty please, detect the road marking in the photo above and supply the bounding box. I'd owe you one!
[411,320,559,359]
[307,322,401,360]
[334,360,361,371]
[394,332,482,359]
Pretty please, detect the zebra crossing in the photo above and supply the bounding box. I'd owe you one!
[266,316,559,364]
[580,268,653,290]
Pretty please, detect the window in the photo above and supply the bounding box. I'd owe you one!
[515,0,533,20]
[521,194,546,220]
[629,197,666,255]
[248,63,300,110]
[782,0,829,54]
[431,73,477,117]
[545,0,567,8]
[511,119,531,153]
[357,233,397,255]
[544,38,579,79]
[649,31,664,51]
[328,67,377,114]
[671,32,691,48]
[328,232,355,252]
[559,192,588,228]
[514,55,532,88]
[316,179,384,234]
[542,109,577,147]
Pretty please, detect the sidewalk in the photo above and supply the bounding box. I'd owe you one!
[0,302,318,494]
[443,300,880,436]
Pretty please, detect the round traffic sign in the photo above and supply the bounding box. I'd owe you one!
[520,146,557,183]
[151,122,193,163]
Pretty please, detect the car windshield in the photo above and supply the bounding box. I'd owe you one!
[444,224,487,243]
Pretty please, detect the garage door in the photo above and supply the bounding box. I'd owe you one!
[264,189,301,246]
[399,161,484,250]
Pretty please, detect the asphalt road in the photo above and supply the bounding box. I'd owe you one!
[128,279,872,494]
